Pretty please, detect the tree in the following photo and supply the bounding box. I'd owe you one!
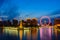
[31,18,38,27]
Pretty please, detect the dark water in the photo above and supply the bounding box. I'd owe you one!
[0,29,60,40]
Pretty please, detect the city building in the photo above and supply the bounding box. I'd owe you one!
[12,18,18,27]
[54,18,60,40]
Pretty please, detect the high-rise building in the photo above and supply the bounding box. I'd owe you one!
[7,20,11,26]
[3,20,11,27]
[12,18,18,27]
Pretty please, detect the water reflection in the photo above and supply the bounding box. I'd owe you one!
[24,28,31,40]
[2,27,19,40]
[0,27,60,40]
[31,28,38,40]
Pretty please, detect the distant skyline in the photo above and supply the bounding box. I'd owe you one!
[0,0,60,20]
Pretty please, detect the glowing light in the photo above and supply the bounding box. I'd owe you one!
[31,28,38,40]
[40,16,51,26]
[54,24,60,37]
[19,20,23,40]
[39,27,52,40]
[24,28,30,35]
[3,27,18,36]
[24,28,31,40]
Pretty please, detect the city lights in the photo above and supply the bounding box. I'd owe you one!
[0,16,60,40]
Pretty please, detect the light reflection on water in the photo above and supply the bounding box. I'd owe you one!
[3,27,18,36]
[1,27,58,40]
[3,27,38,40]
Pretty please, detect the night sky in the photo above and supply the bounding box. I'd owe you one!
[0,0,60,20]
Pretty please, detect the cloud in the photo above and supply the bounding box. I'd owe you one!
[0,0,20,20]
[47,10,60,16]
